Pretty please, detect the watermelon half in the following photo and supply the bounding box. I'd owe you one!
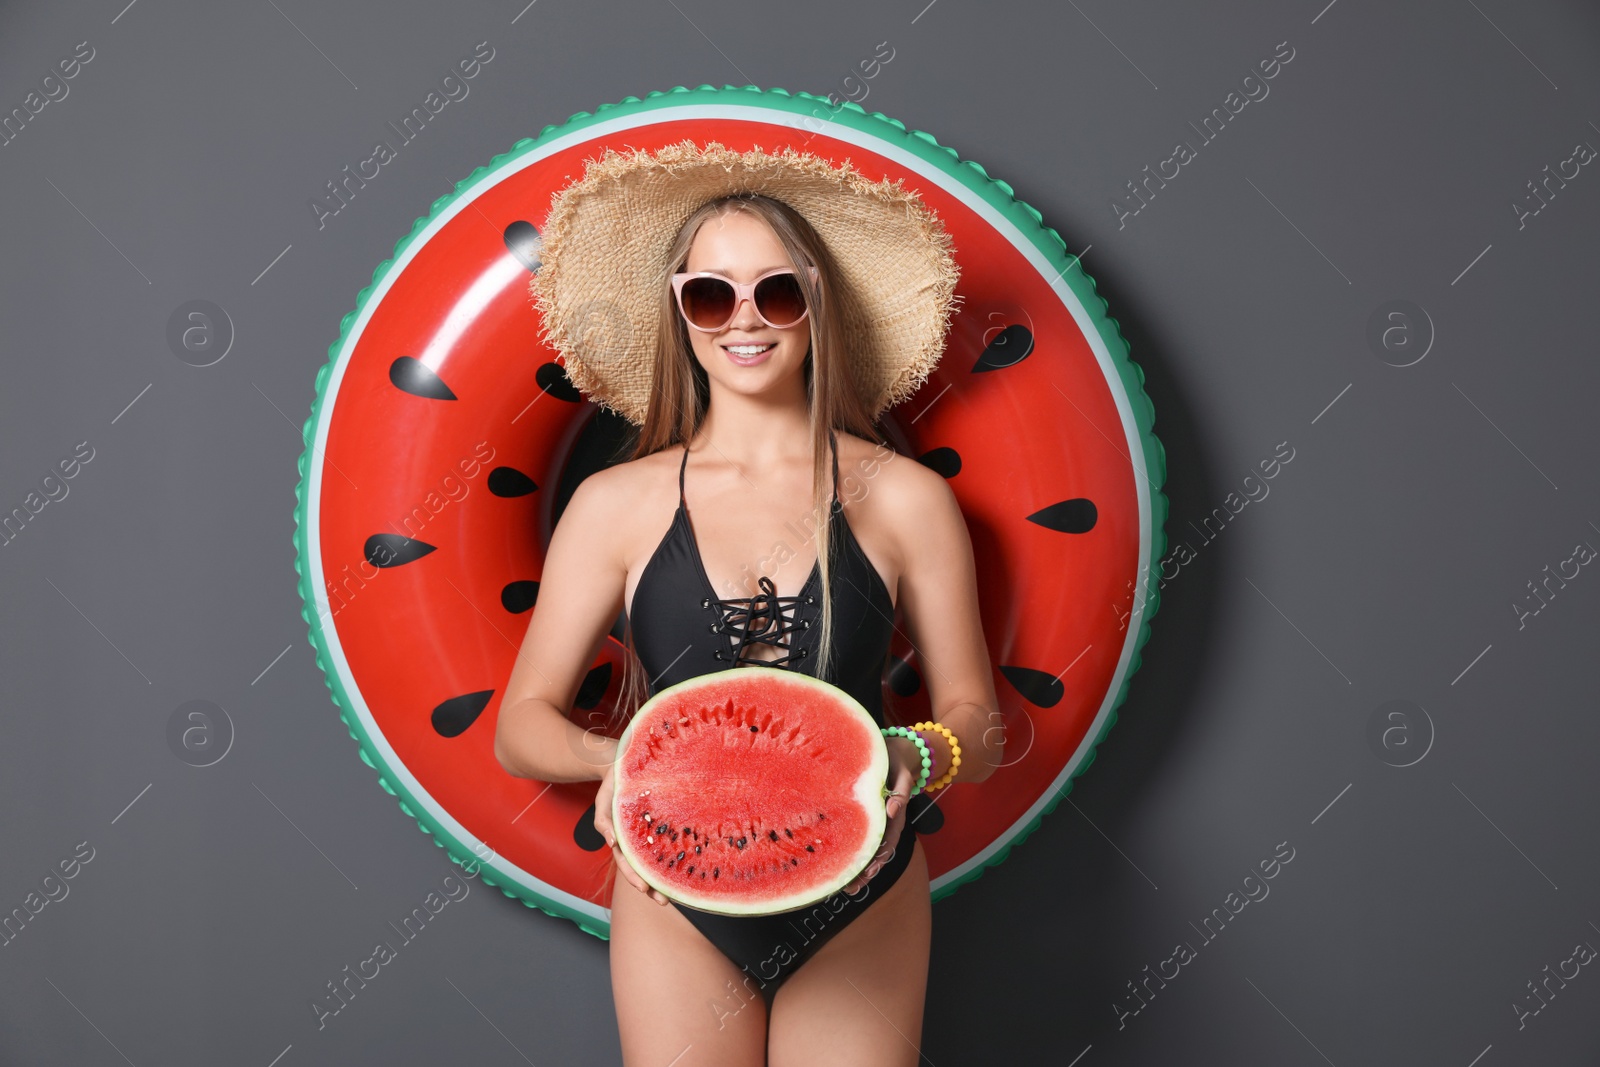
[611,670,889,917]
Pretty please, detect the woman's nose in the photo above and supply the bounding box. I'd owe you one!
[730,296,762,328]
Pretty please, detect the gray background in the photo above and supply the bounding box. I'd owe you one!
[2,0,1597,1063]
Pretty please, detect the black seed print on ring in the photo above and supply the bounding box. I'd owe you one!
[1026,498,1098,534]
[487,466,538,497]
[389,356,457,400]
[364,533,434,568]
[972,324,1034,371]
[573,802,606,852]
[887,655,923,698]
[909,792,945,834]
[501,580,540,614]
[916,446,962,479]
[998,665,1065,709]
[573,664,613,710]
[431,690,494,737]
[536,362,583,404]
[503,221,542,272]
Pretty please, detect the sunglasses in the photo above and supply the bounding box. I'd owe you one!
[670,266,818,333]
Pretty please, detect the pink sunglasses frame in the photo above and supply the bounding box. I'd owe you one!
[670,265,820,333]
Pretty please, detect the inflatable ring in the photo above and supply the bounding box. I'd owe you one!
[293,85,1168,939]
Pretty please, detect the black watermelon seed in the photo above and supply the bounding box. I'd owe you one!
[656,823,669,835]
[805,845,814,853]
[535,362,583,404]
[790,858,798,865]
[1026,497,1098,534]
[573,803,606,852]
[769,830,779,842]
[916,445,962,479]
[713,868,720,879]
[749,725,758,732]
[364,532,434,569]
[687,865,694,874]
[972,323,1034,372]
[676,851,686,862]
[694,845,701,854]
[784,828,794,839]
[389,356,457,400]
[736,837,746,849]
[486,466,538,497]
[503,220,542,272]
[682,827,691,836]
[500,580,539,614]
[430,690,494,737]
[999,665,1066,708]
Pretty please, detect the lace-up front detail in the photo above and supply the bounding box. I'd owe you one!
[704,573,816,667]
[626,426,895,712]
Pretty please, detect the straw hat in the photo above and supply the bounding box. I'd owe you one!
[528,139,961,426]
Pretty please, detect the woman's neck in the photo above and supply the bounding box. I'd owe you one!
[693,397,818,468]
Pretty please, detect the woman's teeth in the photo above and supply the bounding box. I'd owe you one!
[724,343,776,355]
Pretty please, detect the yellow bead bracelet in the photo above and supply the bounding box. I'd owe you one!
[912,721,962,792]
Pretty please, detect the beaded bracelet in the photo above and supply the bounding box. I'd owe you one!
[880,726,932,796]
[912,721,962,792]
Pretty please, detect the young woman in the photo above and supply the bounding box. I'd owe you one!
[495,142,1003,1067]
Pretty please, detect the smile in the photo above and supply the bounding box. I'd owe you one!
[722,343,776,364]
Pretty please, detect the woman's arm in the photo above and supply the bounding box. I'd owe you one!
[493,468,633,783]
[889,462,1004,784]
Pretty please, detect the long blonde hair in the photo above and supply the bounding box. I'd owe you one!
[608,193,882,728]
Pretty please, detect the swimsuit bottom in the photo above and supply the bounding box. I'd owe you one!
[671,818,921,1008]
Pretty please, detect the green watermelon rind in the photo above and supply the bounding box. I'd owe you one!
[292,83,1168,941]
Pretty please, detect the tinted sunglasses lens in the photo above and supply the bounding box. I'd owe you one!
[681,276,736,329]
[755,272,808,327]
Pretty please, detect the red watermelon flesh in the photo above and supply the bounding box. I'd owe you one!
[611,670,889,917]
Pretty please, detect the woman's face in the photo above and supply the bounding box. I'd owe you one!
[679,209,811,407]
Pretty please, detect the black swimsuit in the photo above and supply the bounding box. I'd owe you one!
[626,428,919,1005]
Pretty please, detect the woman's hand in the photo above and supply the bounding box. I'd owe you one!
[595,760,671,906]
[841,736,920,895]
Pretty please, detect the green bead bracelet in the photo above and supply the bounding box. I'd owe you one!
[880,726,932,796]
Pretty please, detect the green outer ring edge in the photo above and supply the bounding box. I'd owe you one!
[291,83,1170,942]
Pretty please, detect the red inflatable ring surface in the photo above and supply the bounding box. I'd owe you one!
[293,85,1169,939]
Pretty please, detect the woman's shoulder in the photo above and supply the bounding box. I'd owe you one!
[833,430,960,561]
[834,430,953,509]
[563,447,681,530]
